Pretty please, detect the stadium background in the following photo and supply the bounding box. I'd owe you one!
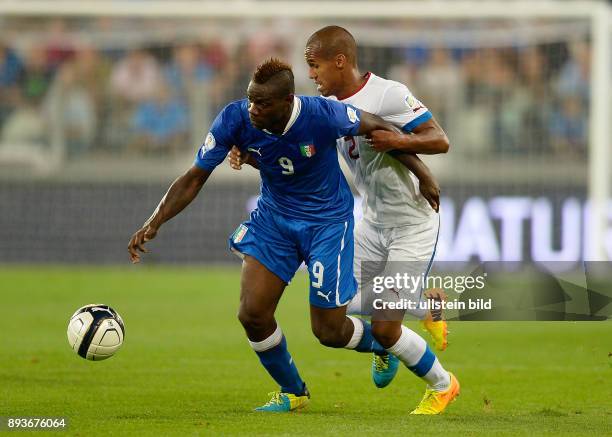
[1,2,611,435]
[0,0,609,266]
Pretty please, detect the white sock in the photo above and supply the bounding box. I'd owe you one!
[387,325,450,391]
[424,358,451,391]
[248,324,283,352]
[344,316,364,349]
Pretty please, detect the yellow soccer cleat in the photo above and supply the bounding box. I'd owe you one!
[421,288,448,351]
[254,390,310,412]
[420,318,448,352]
[410,372,460,415]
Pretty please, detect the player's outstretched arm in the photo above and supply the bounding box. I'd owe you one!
[368,117,450,154]
[128,165,211,263]
[388,151,440,212]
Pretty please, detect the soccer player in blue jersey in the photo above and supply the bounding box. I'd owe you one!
[128,58,419,412]
[229,27,459,415]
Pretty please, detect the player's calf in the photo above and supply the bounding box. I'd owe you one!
[371,319,403,348]
[310,306,355,348]
[310,306,387,354]
[312,329,349,348]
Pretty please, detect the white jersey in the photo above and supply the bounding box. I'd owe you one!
[332,72,435,228]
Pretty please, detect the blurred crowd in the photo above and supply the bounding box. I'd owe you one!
[0,36,241,157]
[0,19,590,160]
[384,41,590,158]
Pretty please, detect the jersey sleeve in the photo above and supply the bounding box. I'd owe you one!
[193,103,241,172]
[314,97,362,140]
[379,84,432,133]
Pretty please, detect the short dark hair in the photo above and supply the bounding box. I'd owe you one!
[252,58,295,95]
[306,26,358,66]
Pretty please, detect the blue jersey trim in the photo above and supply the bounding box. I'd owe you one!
[402,111,432,133]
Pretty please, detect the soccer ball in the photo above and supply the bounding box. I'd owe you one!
[67,304,125,361]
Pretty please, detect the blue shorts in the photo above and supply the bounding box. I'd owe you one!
[229,206,357,308]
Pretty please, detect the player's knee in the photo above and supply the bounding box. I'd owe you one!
[311,324,346,348]
[315,331,346,348]
[237,307,270,333]
[371,322,401,349]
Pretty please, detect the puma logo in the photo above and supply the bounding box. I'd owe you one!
[247,147,262,157]
[317,290,332,302]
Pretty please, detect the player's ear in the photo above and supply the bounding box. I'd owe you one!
[335,54,346,69]
[285,94,294,103]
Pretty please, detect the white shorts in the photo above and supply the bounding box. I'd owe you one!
[348,215,440,319]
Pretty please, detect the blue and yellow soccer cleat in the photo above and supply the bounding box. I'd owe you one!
[410,372,460,415]
[254,389,310,412]
[372,352,400,388]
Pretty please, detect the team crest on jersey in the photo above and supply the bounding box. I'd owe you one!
[346,106,359,123]
[299,142,316,157]
[200,132,216,158]
[405,94,425,113]
[232,224,248,243]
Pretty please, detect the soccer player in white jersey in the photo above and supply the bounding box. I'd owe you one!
[306,29,449,340]
[303,26,459,415]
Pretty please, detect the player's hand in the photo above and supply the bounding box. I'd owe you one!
[366,130,398,153]
[128,225,158,264]
[419,176,440,213]
[227,146,249,170]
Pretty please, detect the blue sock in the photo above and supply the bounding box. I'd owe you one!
[346,316,387,355]
[251,329,305,395]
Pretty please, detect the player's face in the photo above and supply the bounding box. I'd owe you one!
[246,81,292,131]
[305,48,341,97]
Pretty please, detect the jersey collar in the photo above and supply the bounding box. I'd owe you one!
[337,72,372,101]
[263,95,302,136]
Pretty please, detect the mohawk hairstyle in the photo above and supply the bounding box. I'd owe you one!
[252,58,295,94]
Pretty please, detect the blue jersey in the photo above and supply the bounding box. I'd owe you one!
[194,96,361,223]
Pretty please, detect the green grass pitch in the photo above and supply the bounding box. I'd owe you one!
[1,267,610,436]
